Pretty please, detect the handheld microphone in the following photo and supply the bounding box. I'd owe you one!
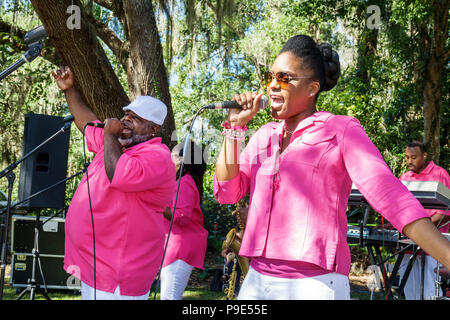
[86,122,105,128]
[205,95,268,110]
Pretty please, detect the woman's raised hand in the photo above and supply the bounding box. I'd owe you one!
[228,92,265,127]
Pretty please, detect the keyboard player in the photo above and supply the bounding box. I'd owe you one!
[397,140,450,300]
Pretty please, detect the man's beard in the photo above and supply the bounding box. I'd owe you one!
[118,134,152,148]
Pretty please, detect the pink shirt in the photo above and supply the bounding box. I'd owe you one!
[64,124,176,296]
[163,173,208,269]
[400,161,450,233]
[214,111,429,277]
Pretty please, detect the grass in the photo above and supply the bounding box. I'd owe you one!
[1,286,226,301]
[0,259,382,301]
[0,274,227,300]
[1,286,376,301]
[1,277,376,301]
[1,282,82,300]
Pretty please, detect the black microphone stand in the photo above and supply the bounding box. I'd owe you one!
[0,120,72,300]
[0,42,43,82]
[152,106,208,299]
[0,171,15,300]
[13,169,85,300]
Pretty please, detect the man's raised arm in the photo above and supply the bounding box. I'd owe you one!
[51,66,97,132]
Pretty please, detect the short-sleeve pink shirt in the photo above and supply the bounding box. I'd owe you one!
[64,124,176,296]
[400,161,450,233]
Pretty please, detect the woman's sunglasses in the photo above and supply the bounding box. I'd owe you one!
[264,71,311,89]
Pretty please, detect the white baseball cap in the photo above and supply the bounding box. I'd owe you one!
[122,96,167,126]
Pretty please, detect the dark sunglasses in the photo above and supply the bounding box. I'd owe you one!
[264,71,311,89]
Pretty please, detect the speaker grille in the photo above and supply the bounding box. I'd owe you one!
[18,113,70,209]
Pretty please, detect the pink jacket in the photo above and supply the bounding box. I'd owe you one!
[400,161,450,233]
[163,173,208,269]
[214,111,429,276]
[64,124,176,296]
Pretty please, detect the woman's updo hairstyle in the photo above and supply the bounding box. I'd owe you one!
[279,35,341,93]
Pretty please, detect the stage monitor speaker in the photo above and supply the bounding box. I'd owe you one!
[18,113,70,209]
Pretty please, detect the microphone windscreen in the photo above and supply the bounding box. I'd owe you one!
[259,95,269,109]
[24,26,47,45]
[63,114,75,123]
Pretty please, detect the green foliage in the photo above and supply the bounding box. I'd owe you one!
[166,0,449,230]
[0,1,448,245]
[202,193,237,249]
[0,1,127,204]
[391,0,433,26]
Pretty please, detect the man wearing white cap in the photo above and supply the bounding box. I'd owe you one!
[52,66,176,300]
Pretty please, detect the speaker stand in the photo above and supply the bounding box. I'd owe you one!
[16,209,50,300]
[0,172,15,300]
[0,120,72,299]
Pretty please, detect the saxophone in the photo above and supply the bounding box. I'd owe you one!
[222,201,249,299]
[225,257,239,300]
[222,227,249,276]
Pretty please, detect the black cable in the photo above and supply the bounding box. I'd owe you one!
[36,245,48,295]
[152,159,184,300]
[152,107,206,300]
[435,205,449,230]
[82,124,96,300]
[432,204,449,297]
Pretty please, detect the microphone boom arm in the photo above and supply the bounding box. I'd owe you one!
[0,42,44,82]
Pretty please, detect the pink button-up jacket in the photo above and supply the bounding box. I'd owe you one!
[64,124,176,296]
[400,161,450,233]
[163,173,208,269]
[214,111,429,276]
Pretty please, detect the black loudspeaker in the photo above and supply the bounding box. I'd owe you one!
[18,113,70,209]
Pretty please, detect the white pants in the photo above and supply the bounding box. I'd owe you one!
[160,259,194,300]
[81,282,150,300]
[237,267,350,300]
[398,254,442,300]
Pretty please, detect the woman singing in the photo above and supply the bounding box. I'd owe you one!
[213,35,450,300]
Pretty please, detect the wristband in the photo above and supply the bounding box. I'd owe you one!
[221,121,248,140]
[221,121,248,131]
[222,128,246,140]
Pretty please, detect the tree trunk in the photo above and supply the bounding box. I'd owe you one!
[423,60,442,163]
[30,0,130,121]
[355,3,379,89]
[419,0,448,164]
[355,26,378,86]
[122,0,176,147]
[30,0,176,147]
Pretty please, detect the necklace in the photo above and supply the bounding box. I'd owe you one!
[284,126,295,135]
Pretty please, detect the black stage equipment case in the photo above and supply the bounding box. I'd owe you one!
[9,215,75,290]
